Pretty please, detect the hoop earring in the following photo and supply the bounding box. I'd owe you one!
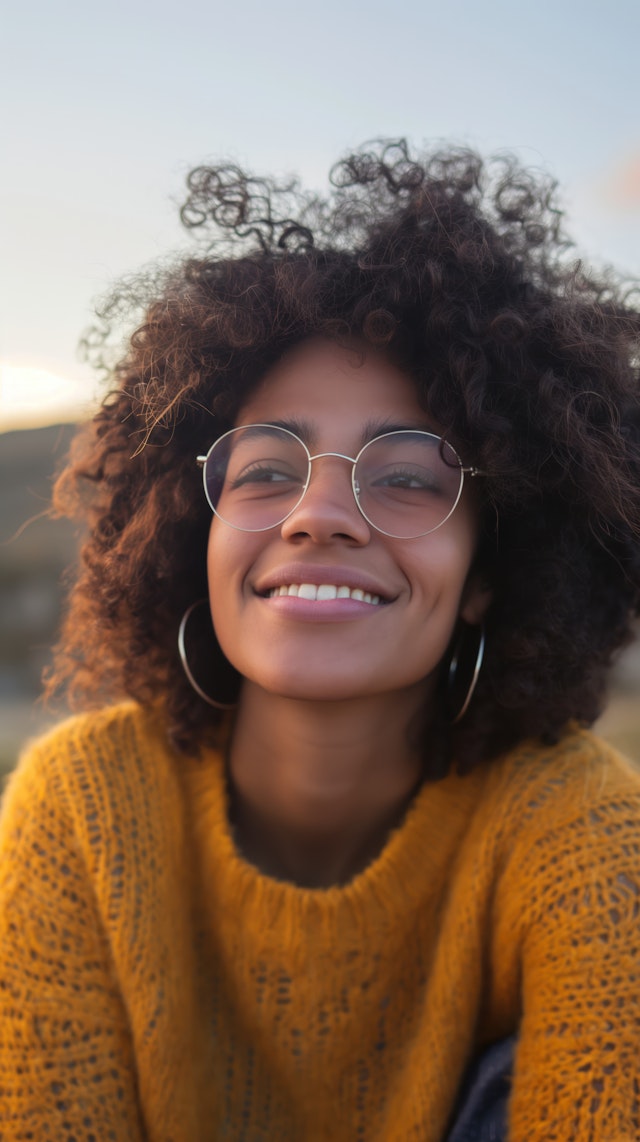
[178,599,241,710]
[447,622,485,725]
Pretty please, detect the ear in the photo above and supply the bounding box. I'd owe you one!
[459,573,492,626]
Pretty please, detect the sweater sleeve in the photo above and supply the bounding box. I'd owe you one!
[0,735,146,1141]
[497,748,640,1142]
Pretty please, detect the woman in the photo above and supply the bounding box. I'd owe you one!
[1,141,640,1141]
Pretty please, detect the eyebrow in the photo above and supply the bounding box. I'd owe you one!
[360,416,439,442]
[245,416,439,450]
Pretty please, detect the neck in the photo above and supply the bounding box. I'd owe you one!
[226,683,430,888]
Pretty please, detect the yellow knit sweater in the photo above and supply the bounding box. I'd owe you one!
[1,703,640,1141]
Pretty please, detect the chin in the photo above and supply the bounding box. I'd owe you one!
[254,673,367,702]
[241,661,432,705]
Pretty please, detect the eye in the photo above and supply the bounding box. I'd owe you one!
[230,461,303,489]
[372,465,443,492]
[385,469,431,489]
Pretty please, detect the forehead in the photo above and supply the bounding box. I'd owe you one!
[236,339,430,437]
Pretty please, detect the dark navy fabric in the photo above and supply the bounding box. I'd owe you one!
[444,1035,516,1142]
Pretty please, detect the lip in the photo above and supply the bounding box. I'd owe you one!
[257,593,386,623]
[253,562,396,602]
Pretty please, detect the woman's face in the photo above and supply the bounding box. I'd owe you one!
[207,339,489,705]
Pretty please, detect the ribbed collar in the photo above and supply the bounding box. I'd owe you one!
[182,745,488,952]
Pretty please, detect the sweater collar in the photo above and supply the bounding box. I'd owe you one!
[182,743,488,945]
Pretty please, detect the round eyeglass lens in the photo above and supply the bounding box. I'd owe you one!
[353,431,464,539]
[203,425,310,531]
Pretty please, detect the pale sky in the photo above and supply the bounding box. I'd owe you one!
[1,0,639,429]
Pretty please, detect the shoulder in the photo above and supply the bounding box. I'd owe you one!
[1,703,185,860]
[13,700,167,763]
[485,729,640,928]
[488,727,640,833]
[9,701,173,779]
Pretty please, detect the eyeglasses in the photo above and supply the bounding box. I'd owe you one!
[197,424,484,540]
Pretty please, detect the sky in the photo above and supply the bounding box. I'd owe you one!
[1,0,639,429]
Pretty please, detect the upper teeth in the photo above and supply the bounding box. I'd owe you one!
[268,583,382,604]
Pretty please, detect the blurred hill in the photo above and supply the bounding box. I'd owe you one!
[0,424,79,766]
[0,422,639,778]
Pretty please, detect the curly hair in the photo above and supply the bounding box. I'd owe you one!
[46,140,640,773]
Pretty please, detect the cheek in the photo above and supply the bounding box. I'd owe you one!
[206,522,261,631]
[206,522,223,595]
[206,525,242,666]
[207,511,253,563]
[407,528,477,600]
[207,523,245,599]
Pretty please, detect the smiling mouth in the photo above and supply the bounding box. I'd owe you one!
[265,583,386,605]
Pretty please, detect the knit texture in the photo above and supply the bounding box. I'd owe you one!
[1,703,639,1141]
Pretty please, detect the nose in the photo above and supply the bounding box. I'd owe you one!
[279,454,371,545]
